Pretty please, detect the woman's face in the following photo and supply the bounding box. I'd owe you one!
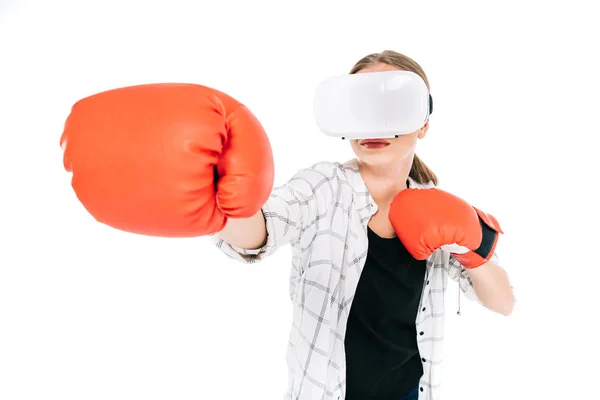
[349,62,428,166]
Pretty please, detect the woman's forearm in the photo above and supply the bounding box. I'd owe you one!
[467,261,515,316]
[217,210,268,250]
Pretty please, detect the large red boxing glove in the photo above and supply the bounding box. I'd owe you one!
[389,188,503,268]
[60,83,274,237]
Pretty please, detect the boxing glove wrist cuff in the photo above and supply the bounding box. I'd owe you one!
[452,207,503,269]
[473,218,498,259]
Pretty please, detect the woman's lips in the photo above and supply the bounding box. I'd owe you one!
[360,139,390,149]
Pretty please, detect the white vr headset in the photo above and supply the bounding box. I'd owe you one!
[314,70,433,140]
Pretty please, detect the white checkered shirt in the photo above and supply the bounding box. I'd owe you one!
[213,158,499,400]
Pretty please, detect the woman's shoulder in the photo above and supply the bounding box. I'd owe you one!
[294,159,361,184]
[293,160,348,178]
[278,160,361,201]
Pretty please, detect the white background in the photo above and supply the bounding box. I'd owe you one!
[1,0,599,399]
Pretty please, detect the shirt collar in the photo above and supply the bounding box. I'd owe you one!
[341,158,375,211]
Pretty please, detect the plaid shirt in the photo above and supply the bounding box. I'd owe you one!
[213,158,498,400]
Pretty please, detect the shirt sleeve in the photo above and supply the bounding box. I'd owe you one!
[211,161,340,264]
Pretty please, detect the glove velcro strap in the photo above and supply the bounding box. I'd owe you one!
[473,218,499,259]
[453,207,503,269]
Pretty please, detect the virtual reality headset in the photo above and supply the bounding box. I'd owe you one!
[314,70,433,140]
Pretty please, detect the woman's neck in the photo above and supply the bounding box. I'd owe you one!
[358,158,412,205]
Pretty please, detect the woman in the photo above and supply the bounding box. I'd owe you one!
[60,48,514,400]
[214,50,515,400]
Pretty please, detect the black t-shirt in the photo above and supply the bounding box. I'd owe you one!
[344,226,427,400]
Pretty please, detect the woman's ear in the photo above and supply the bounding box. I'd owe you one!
[417,121,429,139]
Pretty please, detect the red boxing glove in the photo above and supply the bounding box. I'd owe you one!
[389,188,503,268]
[60,83,274,237]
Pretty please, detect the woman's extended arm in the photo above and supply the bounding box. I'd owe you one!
[218,210,267,250]
[212,161,340,263]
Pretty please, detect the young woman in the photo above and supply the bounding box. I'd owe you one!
[214,51,515,400]
[60,49,515,400]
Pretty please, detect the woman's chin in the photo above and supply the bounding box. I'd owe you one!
[357,152,396,165]
[355,148,415,166]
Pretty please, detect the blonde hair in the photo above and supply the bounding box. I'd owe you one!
[350,50,438,186]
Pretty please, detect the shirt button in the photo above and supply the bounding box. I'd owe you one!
[422,358,426,362]
[426,280,430,285]
[422,307,426,311]
[419,331,424,335]
[420,387,424,392]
